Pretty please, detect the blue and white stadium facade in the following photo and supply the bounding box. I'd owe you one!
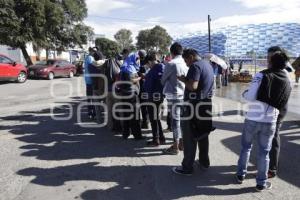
[176,23,300,58]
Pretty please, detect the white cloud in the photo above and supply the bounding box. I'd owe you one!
[145,16,163,24]
[86,0,133,16]
[233,0,300,11]
[85,0,300,41]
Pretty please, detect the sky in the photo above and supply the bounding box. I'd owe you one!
[84,0,300,40]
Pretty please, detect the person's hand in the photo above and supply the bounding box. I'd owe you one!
[177,75,187,83]
[139,73,145,79]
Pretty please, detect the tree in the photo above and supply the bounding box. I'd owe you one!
[95,38,121,58]
[0,0,46,65]
[149,25,172,53]
[0,0,93,65]
[136,26,172,54]
[114,29,133,50]
[136,29,151,50]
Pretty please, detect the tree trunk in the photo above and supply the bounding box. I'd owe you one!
[46,48,49,60]
[20,45,33,66]
[36,48,41,61]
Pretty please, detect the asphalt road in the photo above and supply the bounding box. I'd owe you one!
[0,77,299,200]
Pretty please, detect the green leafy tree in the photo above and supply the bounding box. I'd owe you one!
[0,0,46,65]
[0,0,93,65]
[136,29,151,50]
[149,25,172,53]
[114,29,133,50]
[136,26,172,53]
[95,38,121,58]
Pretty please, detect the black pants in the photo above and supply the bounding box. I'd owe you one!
[86,84,96,117]
[269,106,287,171]
[181,100,212,172]
[167,110,171,129]
[122,96,142,139]
[181,115,210,172]
[140,96,149,124]
[147,100,164,141]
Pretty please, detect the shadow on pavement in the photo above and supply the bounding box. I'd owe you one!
[218,117,300,188]
[17,162,254,200]
[1,102,299,199]
[0,100,258,199]
[0,99,162,160]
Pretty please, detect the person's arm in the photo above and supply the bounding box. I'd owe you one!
[161,63,174,85]
[178,76,198,91]
[242,73,263,101]
[85,56,93,68]
[131,73,141,84]
[178,64,200,91]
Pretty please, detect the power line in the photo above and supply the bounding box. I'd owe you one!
[89,15,196,24]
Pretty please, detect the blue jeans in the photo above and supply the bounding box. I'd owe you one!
[167,99,183,142]
[237,119,276,186]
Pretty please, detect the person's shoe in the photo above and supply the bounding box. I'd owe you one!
[172,166,192,176]
[256,182,272,192]
[159,138,166,145]
[198,160,210,170]
[164,126,172,132]
[236,174,245,184]
[163,146,179,155]
[134,136,145,141]
[147,140,160,147]
[178,139,184,151]
[88,114,96,120]
[268,170,277,178]
[141,121,149,129]
[122,134,130,140]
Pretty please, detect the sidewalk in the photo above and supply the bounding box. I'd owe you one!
[0,93,299,200]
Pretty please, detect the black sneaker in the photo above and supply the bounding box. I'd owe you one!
[134,136,145,141]
[147,140,160,147]
[198,160,210,170]
[88,114,96,120]
[268,170,277,178]
[236,174,245,184]
[159,138,166,145]
[172,167,192,176]
[141,121,149,129]
[122,134,130,140]
[256,182,272,192]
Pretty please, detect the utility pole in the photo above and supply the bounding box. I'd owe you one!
[208,15,211,53]
[254,51,257,74]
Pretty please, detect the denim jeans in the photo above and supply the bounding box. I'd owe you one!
[167,99,183,142]
[237,119,276,186]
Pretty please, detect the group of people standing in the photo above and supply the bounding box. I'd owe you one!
[84,44,292,192]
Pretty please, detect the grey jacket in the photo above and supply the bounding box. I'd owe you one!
[161,56,188,99]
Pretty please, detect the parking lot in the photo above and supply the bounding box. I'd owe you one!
[0,78,299,200]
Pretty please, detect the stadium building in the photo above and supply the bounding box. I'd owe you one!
[176,23,300,58]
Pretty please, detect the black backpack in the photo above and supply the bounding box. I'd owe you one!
[257,69,292,110]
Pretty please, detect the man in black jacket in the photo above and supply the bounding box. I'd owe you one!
[267,46,292,178]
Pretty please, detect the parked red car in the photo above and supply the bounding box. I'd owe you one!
[0,54,28,83]
[28,59,77,80]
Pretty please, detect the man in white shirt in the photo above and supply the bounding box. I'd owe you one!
[236,48,292,191]
[161,42,188,155]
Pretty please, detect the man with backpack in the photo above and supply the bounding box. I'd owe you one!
[236,48,292,191]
